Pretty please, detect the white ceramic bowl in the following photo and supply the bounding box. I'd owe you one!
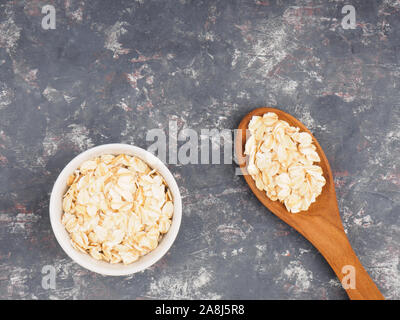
[49,143,182,276]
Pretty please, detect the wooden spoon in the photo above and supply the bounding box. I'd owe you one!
[236,107,384,300]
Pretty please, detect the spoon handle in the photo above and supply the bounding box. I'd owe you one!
[302,216,384,300]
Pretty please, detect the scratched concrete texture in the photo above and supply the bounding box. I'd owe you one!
[0,0,399,300]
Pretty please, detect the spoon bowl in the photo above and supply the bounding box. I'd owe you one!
[236,107,384,300]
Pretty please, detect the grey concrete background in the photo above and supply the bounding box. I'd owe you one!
[0,0,399,300]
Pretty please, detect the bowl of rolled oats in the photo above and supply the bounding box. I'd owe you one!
[49,144,182,276]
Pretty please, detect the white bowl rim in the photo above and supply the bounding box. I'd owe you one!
[49,143,182,276]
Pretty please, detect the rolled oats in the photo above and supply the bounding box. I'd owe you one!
[61,154,174,264]
[244,112,326,213]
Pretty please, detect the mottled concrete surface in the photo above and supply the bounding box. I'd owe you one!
[0,0,399,300]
